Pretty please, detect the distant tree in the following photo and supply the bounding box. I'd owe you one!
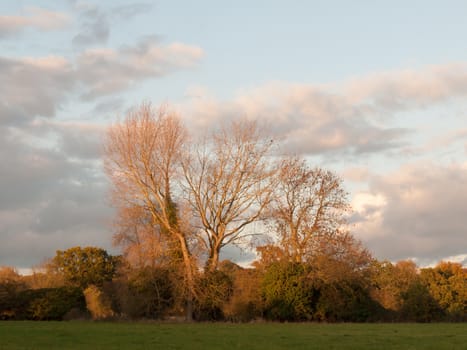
[0,267,27,319]
[267,156,350,263]
[0,266,21,282]
[221,263,263,322]
[253,245,287,270]
[369,260,419,312]
[22,264,66,289]
[0,267,25,294]
[51,246,119,289]
[420,262,467,321]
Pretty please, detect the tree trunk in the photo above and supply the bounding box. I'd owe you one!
[176,232,195,321]
[206,244,220,272]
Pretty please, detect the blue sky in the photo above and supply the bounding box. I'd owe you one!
[0,1,466,270]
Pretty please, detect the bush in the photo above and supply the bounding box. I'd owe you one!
[1,287,86,320]
[113,266,175,319]
[261,262,314,321]
[314,281,382,322]
[400,282,444,322]
[194,270,233,321]
[222,267,263,322]
[84,285,115,320]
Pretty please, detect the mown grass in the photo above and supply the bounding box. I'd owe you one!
[0,321,466,349]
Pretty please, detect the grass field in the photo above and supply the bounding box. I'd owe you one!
[0,322,466,349]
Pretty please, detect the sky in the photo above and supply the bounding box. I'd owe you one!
[1,0,466,271]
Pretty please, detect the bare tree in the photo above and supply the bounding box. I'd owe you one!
[269,156,350,263]
[104,103,196,320]
[182,120,277,272]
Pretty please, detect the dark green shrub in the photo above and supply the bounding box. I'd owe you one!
[400,282,444,322]
[114,267,175,319]
[261,262,314,321]
[1,287,86,320]
[314,281,382,322]
[194,270,233,321]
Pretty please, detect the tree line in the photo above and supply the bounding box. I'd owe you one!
[0,248,465,322]
[1,103,465,322]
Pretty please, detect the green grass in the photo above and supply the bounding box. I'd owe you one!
[0,322,466,349]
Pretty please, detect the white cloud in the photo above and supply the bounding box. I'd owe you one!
[342,167,371,183]
[342,63,467,111]
[182,83,408,156]
[182,63,467,157]
[0,7,69,38]
[76,37,203,99]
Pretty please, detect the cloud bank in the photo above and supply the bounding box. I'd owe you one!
[352,162,467,265]
[183,63,467,157]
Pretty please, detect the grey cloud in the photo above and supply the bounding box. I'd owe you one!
[30,175,111,235]
[0,56,74,125]
[71,2,154,49]
[220,245,257,267]
[356,162,467,263]
[92,97,125,116]
[49,121,105,160]
[72,7,110,48]
[0,129,71,210]
[0,124,114,269]
[0,5,201,269]
[111,3,154,20]
[0,225,114,270]
[0,38,202,125]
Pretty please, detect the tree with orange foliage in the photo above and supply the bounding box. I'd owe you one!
[104,103,196,320]
[266,156,352,263]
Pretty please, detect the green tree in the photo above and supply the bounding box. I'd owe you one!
[51,246,119,289]
[307,246,376,322]
[0,267,26,319]
[400,281,443,322]
[369,260,419,313]
[420,262,467,321]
